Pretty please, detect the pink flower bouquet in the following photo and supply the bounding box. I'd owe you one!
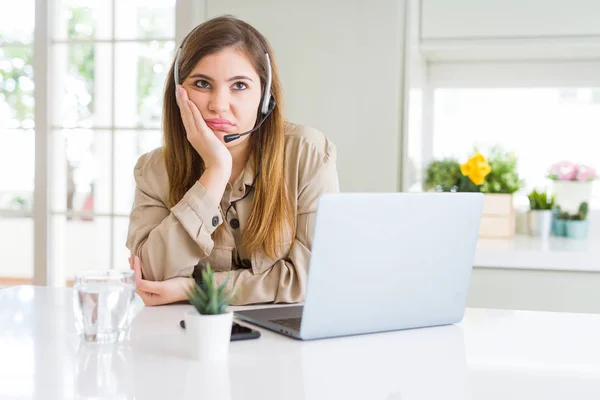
[547,161,598,182]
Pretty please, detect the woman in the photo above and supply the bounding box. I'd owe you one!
[126,15,339,306]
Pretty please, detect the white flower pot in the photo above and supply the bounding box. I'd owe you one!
[527,210,552,239]
[184,310,233,362]
[552,181,593,214]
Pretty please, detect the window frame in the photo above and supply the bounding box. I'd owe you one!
[27,0,204,286]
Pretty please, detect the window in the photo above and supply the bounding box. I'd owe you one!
[0,0,35,285]
[0,0,182,287]
[49,0,175,282]
[432,87,600,206]
[408,61,600,209]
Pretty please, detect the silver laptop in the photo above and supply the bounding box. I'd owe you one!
[235,192,484,340]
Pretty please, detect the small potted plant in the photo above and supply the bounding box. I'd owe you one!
[458,147,524,238]
[565,202,590,239]
[527,189,555,238]
[553,206,569,237]
[547,161,597,215]
[423,158,462,192]
[185,265,236,362]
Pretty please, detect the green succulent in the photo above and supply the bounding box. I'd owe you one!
[186,264,235,315]
[527,189,555,210]
[572,202,589,221]
[555,202,589,221]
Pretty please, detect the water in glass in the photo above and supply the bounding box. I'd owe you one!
[74,270,136,344]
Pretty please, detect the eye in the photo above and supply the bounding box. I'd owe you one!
[232,81,248,91]
[194,79,211,89]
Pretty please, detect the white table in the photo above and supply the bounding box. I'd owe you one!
[1,286,599,400]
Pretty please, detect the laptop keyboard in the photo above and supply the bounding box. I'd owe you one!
[270,317,302,331]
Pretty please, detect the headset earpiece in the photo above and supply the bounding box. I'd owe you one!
[266,96,276,114]
[261,52,274,115]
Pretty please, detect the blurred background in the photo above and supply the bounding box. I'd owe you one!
[1,0,600,311]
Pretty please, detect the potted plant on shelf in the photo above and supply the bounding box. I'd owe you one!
[547,161,597,215]
[185,265,236,362]
[559,202,589,239]
[459,147,524,238]
[527,189,555,238]
[424,158,462,192]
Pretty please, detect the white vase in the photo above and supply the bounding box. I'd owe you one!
[527,210,552,239]
[552,181,593,214]
[184,310,233,362]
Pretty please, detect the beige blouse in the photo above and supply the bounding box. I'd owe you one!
[126,123,340,305]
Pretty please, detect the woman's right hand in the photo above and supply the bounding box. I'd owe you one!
[175,85,232,174]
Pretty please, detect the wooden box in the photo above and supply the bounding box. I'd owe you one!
[478,194,515,238]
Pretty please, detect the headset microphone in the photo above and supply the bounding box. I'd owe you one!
[223,98,275,143]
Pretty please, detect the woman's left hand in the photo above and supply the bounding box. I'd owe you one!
[129,256,194,306]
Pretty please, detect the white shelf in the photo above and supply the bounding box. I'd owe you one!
[474,235,600,272]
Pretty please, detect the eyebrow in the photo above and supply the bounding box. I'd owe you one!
[188,73,253,82]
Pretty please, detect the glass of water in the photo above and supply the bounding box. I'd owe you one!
[73,270,137,344]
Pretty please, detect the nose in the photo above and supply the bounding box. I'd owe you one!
[208,87,230,114]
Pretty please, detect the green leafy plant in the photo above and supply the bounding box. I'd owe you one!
[424,159,462,192]
[527,189,555,211]
[10,196,27,210]
[186,265,235,315]
[479,146,524,194]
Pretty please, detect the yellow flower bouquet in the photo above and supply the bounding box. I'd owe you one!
[424,146,523,194]
[459,152,491,191]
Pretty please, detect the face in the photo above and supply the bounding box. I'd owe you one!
[183,46,263,148]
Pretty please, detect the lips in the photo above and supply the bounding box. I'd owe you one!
[205,118,235,131]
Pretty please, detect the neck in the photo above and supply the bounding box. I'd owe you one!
[228,139,252,184]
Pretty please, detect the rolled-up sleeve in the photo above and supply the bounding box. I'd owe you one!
[215,139,340,305]
[126,155,222,281]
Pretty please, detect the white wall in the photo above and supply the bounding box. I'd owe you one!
[200,0,408,192]
[421,0,600,40]
[420,0,600,61]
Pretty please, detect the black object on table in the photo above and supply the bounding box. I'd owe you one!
[179,319,261,341]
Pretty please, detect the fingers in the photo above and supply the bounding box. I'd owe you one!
[176,87,195,135]
[175,85,185,108]
[132,255,142,282]
[186,98,209,134]
[177,87,193,121]
[175,85,187,112]
[137,279,164,294]
[177,86,211,134]
[130,256,166,306]
[132,256,164,294]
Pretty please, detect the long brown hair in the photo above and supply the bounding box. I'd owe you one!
[162,15,293,258]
